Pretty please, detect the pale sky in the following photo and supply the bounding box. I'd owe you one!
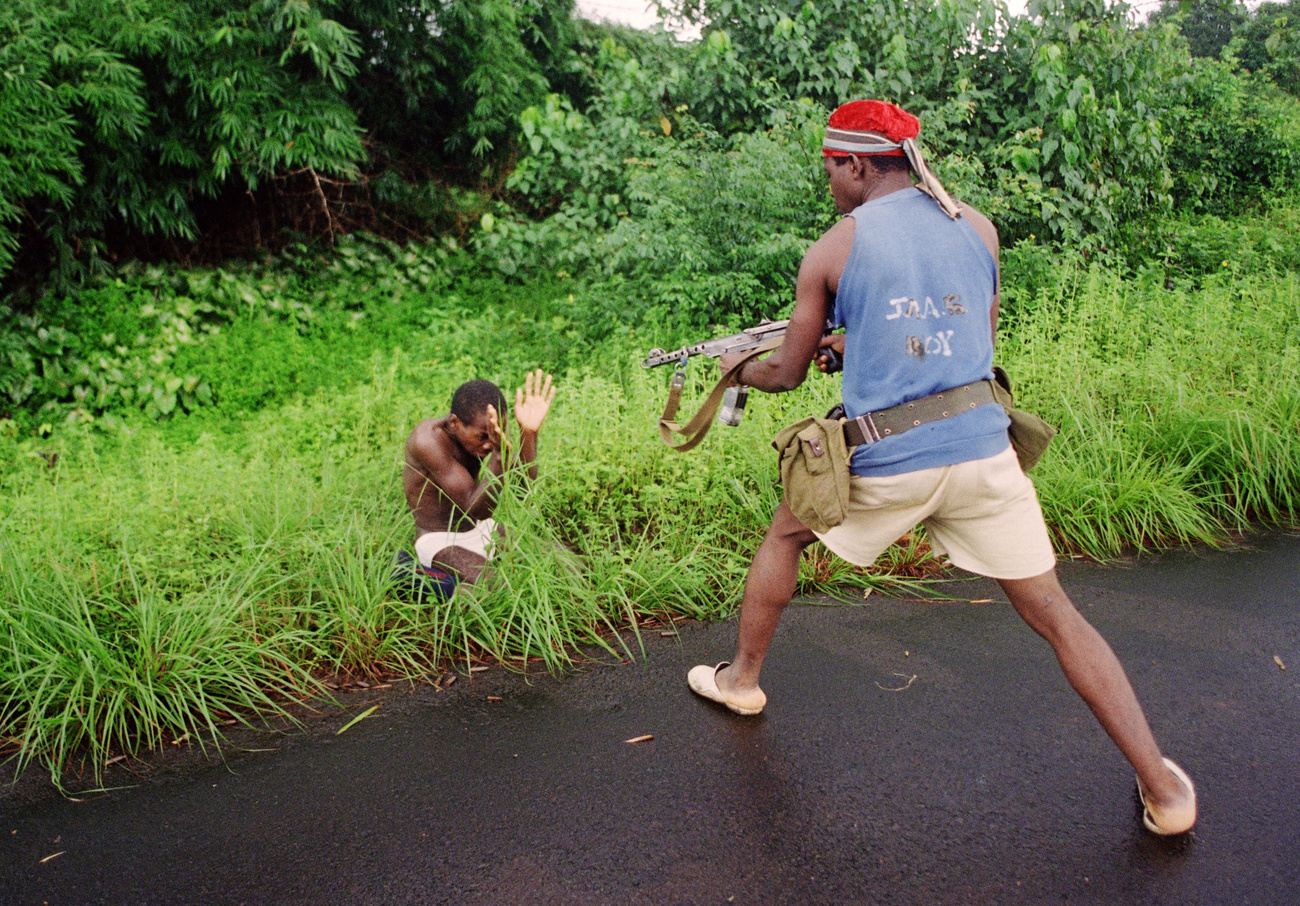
[573,0,697,37]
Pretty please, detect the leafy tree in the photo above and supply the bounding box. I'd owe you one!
[1159,59,1300,214]
[601,99,836,326]
[657,0,1004,137]
[0,21,87,287]
[1228,0,1300,95]
[646,0,1205,247]
[490,27,697,255]
[1148,0,1247,59]
[970,0,1188,245]
[0,0,366,298]
[318,0,579,174]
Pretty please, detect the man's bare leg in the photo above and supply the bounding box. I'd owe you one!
[999,570,1195,821]
[715,501,819,699]
[432,546,487,584]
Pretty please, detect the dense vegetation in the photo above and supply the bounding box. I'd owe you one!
[3,0,1299,784]
[4,0,1300,299]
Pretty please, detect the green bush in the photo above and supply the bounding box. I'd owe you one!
[0,285,216,424]
[1227,0,1300,97]
[0,0,366,295]
[660,0,1003,135]
[531,99,836,329]
[320,0,577,163]
[1156,194,1300,280]
[1,232,597,428]
[1160,60,1300,215]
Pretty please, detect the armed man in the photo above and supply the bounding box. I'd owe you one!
[398,370,556,600]
[686,100,1197,835]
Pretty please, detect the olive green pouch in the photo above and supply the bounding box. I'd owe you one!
[772,416,852,534]
[991,366,1056,472]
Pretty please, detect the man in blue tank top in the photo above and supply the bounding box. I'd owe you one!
[686,100,1197,836]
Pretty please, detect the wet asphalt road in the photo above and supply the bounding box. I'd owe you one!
[3,533,1299,906]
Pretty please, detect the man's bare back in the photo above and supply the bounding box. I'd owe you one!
[403,414,499,535]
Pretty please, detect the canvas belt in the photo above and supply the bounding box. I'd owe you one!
[843,379,998,447]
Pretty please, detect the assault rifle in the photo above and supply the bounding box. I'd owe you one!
[643,319,841,450]
[641,318,843,371]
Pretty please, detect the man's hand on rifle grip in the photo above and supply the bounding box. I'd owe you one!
[816,333,846,373]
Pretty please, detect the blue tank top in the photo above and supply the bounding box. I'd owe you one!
[832,188,1010,477]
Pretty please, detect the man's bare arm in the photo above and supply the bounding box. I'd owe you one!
[508,370,555,482]
[407,430,502,525]
[959,203,1002,345]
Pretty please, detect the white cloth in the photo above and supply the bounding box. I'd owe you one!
[415,519,498,567]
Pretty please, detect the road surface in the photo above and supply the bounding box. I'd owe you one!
[3,533,1298,905]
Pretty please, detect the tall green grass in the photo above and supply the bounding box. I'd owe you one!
[0,539,319,783]
[1001,264,1300,553]
[3,255,1299,783]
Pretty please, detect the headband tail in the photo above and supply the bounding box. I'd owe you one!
[902,138,961,220]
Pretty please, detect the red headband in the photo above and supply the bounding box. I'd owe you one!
[822,100,919,158]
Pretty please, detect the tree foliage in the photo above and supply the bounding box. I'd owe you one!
[4,0,1300,304]
[1160,58,1300,214]
[318,0,578,170]
[0,0,366,297]
[658,0,1002,137]
[1149,0,1247,59]
[1229,0,1300,96]
[977,0,1187,243]
[1153,0,1300,97]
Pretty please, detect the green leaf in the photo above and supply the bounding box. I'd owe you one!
[336,705,379,735]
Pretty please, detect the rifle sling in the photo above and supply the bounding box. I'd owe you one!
[658,337,783,452]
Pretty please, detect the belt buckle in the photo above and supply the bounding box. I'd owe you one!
[854,413,882,443]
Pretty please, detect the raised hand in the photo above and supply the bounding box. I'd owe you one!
[514,369,556,434]
[484,403,505,449]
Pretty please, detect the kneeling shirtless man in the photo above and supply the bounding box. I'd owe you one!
[403,370,556,596]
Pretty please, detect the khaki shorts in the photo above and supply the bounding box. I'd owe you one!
[813,446,1056,580]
